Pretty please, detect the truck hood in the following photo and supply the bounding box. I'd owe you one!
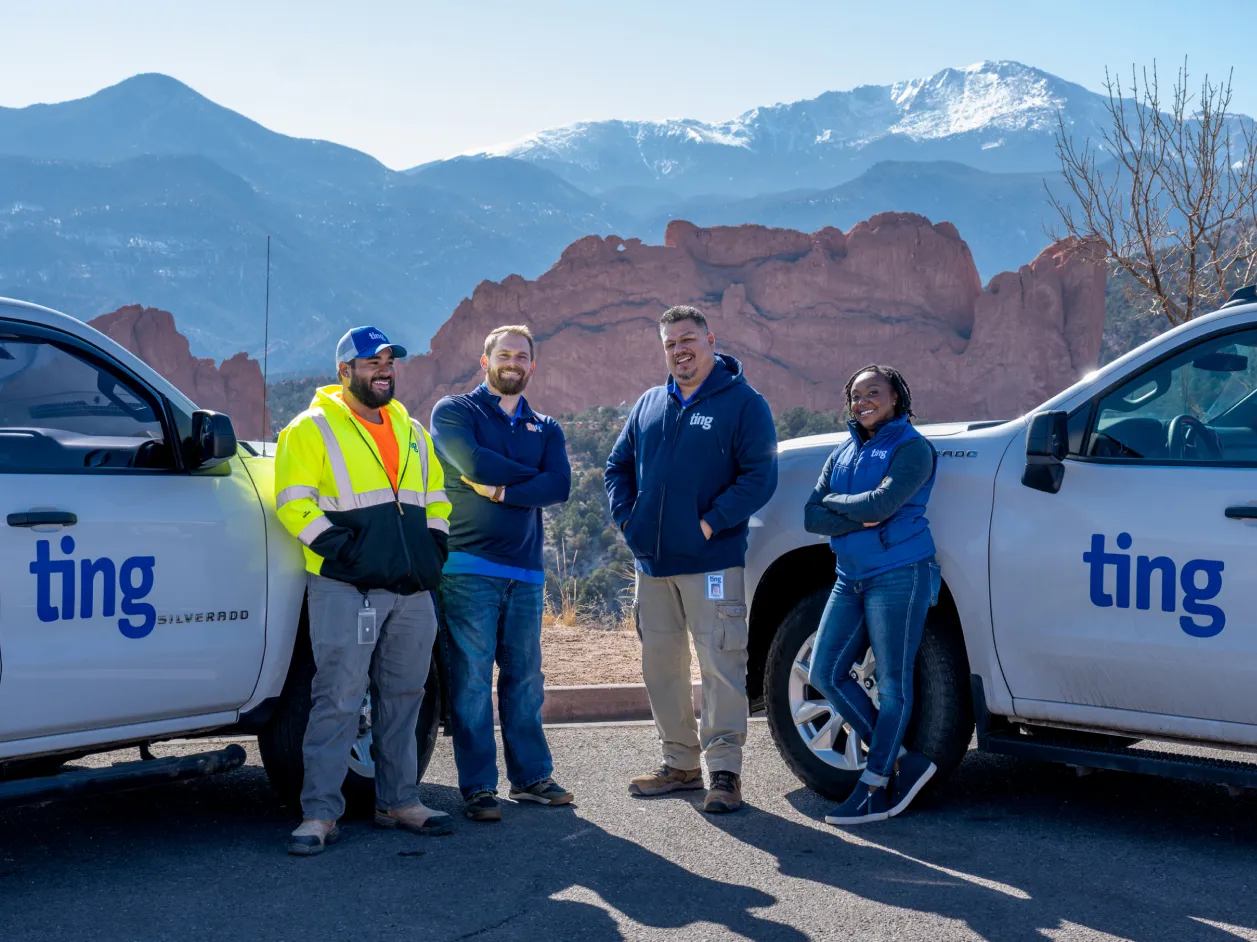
[239,441,276,458]
[777,418,1012,455]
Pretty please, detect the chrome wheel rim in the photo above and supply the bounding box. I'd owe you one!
[787,630,878,772]
[347,692,375,779]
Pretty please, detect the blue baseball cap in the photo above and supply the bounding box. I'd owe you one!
[335,326,408,365]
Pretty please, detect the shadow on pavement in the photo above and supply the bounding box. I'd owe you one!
[0,764,804,942]
[704,749,1257,942]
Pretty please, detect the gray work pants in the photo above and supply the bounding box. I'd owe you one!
[300,573,438,821]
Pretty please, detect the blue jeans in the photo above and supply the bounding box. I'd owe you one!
[808,558,937,787]
[439,574,553,798]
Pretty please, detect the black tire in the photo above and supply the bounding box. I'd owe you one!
[257,628,442,814]
[765,586,974,802]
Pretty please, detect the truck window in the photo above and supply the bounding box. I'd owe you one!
[0,336,177,473]
[1083,328,1257,465]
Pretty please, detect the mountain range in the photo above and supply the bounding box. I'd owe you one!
[0,61,1134,371]
[453,61,1113,199]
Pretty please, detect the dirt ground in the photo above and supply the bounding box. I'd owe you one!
[536,625,702,686]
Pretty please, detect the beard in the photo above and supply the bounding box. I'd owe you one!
[348,371,395,409]
[488,363,529,396]
[669,356,699,383]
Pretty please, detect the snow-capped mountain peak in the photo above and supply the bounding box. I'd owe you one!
[457,60,1112,197]
[887,60,1073,139]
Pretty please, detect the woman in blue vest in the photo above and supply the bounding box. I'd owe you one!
[803,364,940,825]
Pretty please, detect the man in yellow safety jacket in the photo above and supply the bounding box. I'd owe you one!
[274,325,453,856]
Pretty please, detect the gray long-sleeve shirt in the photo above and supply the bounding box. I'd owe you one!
[803,436,934,537]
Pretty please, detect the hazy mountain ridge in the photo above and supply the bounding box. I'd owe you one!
[0,151,623,368]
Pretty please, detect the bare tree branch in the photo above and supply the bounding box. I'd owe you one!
[1047,59,1257,331]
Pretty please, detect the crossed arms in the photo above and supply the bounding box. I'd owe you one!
[430,401,571,508]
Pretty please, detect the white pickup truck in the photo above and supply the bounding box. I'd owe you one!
[0,297,441,809]
[747,286,1257,800]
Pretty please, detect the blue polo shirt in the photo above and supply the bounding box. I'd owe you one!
[667,372,710,408]
[430,384,571,584]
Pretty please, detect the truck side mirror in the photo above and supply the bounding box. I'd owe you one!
[1022,410,1068,494]
[190,410,238,469]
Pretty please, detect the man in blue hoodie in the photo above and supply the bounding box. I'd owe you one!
[605,305,778,813]
[430,325,573,823]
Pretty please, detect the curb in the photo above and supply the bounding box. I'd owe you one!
[491,683,700,724]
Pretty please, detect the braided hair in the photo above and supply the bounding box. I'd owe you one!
[843,364,914,421]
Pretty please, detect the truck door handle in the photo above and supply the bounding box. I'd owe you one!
[1224,506,1257,520]
[7,511,77,528]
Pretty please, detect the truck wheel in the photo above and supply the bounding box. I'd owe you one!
[765,586,974,802]
[257,629,442,814]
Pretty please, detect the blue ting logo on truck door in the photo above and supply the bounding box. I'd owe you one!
[30,538,249,639]
[31,537,157,639]
[1083,533,1225,638]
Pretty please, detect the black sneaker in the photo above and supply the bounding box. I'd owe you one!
[464,790,502,822]
[887,751,937,818]
[509,777,574,805]
[824,783,890,825]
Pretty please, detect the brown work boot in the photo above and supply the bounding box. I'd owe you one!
[374,801,454,836]
[629,764,705,797]
[703,771,742,814]
[288,818,341,856]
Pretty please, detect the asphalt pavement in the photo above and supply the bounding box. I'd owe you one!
[2,722,1257,942]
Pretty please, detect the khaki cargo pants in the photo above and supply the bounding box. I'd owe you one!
[634,567,749,776]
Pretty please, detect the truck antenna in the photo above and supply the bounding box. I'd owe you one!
[262,234,271,455]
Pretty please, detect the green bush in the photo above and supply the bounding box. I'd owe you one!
[775,407,844,442]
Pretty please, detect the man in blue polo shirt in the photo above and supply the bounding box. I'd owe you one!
[430,325,573,822]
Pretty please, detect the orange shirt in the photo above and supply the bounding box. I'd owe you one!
[351,410,400,492]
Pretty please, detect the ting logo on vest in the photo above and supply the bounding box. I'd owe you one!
[690,414,714,430]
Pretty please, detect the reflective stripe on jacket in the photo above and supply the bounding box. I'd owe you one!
[274,385,451,594]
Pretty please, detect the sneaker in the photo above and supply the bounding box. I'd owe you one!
[374,801,454,836]
[824,783,890,825]
[629,764,705,797]
[703,771,743,814]
[287,818,341,856]
[887,751,937,818]
[464,790,503,822]
[510,777,574,805]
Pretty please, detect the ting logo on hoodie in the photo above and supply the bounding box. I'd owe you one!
[689,414,714,430]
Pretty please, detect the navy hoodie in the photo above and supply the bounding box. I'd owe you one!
[605,354,778,578]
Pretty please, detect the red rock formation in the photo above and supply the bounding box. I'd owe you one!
[89,305,270,440]
[394,214,1106,423]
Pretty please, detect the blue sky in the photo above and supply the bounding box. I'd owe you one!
[5,0,1255,169]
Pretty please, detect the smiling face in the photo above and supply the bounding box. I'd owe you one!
[661,318,716,387]
[482,332,533,396]
[340,352,395,410]
[849,370,898,430]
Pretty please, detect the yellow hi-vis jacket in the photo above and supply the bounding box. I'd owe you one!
[274,385,451,594]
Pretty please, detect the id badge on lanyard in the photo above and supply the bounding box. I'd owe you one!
[358,594,378,645]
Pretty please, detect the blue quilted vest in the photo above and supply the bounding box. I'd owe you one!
[827,415,937,581]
